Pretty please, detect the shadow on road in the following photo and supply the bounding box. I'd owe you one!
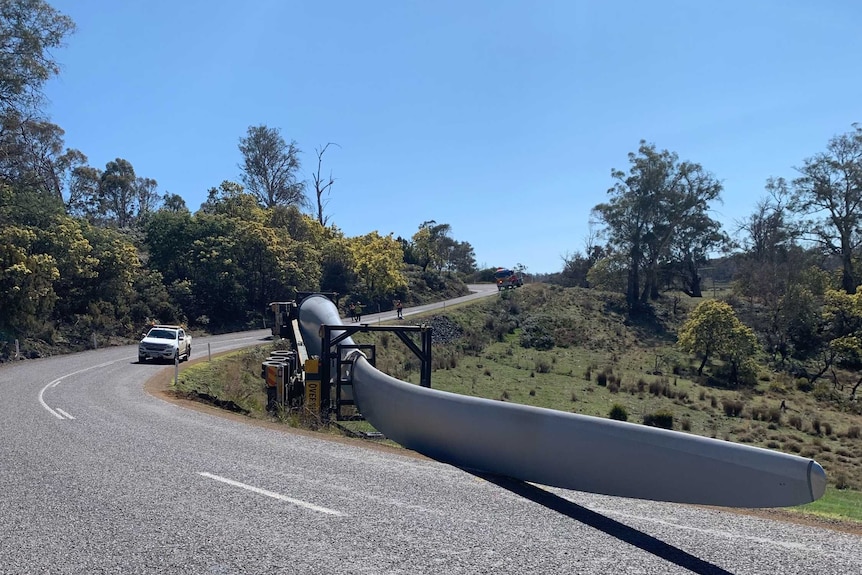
[468,471,735,575]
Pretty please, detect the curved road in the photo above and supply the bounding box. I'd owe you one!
[2,288,861,574]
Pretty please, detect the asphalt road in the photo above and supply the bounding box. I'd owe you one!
[2,288,861,574]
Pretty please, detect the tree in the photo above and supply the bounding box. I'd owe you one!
[319,231,355,296]
[677,300,759,386]
[592,142,723,311]
[67,158,159,228]
[348,231,407,301]
[0,0,75,114]
[411,220,451,272]
[199,180,263,221]
[732,180,817,362]
[160,192,188,213]
[311,142,338,226]
[666,212,728,297]
[238,125,305,208]
[792,125,862,294]
[585,253,627,293]
[0,217,59,333]
[0,111,84,200]
[100,158,137,228]
[447,240,477,274]
[815,287,862,399]
[134,176,160,216]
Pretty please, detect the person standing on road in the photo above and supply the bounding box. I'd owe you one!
[396,299,403,319]
[354,302,362,322]
[349,302,356,322]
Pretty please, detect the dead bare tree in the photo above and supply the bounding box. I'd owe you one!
[312,142,340,226]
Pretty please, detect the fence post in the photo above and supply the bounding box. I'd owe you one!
[208,342,211,362]
[14,339,20,360]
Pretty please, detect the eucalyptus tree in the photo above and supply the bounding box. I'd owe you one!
[311,142,338,226]
[238,125,305,208]
[792,124,862,294]
[592,141,723,311]
[67,158,160,228]
[0,0,75,114]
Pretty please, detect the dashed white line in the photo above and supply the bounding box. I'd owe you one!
[38,359,118,419]
[199,472,345,516]
[38,334,269,420]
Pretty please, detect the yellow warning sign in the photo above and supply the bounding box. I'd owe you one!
[305,380,320,415]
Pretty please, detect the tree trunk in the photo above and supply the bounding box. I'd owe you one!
[841,248,856,294]
[627,248,641,311]
[697,354,708,375]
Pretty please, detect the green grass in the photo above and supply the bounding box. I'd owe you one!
[793,488,862,523]
[176,283,862,524]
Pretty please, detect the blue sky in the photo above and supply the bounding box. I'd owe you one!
[44,1,861,274]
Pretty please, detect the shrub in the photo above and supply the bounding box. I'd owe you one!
[766,407,782,424]
[535,358,551,373]
[608,380,620,394]
[796,378,814,393]
[643,410,674,429]
[750,404,779,422]
[789,415,803,430]
[847,426,861,439]
[519,314,555,350]
[834,472,852,490]
[680,417,691,431]
[609,404,628,421]
[785,442,802,453]
[583,368,591,381]
[722,399,744,417]
[528,388,536,397]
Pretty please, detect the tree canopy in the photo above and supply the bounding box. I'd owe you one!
[677,300,759,386]
[592,141,724,311]
[239,125,305,209]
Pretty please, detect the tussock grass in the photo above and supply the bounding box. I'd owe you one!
[189,283,862,522]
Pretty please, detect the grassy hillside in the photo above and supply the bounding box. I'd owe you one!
[357,285,859,488]
[173,282,862,521]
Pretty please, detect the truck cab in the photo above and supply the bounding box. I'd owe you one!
[494,268,524,291]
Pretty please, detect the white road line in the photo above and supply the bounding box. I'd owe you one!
[38,359,119,419]
[199,472,345,516]
[38,333,266,420]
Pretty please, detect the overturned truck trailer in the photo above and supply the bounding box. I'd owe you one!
[297,293,826,508]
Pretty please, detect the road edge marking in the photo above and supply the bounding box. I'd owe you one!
[199,472,345,516]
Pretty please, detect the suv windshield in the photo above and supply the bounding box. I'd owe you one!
[148,329,176,339]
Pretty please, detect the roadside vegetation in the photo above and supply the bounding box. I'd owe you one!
[172,283,862,524]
